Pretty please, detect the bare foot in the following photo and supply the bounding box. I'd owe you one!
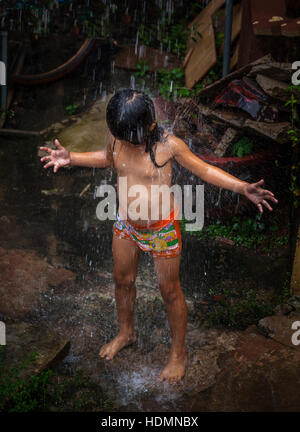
[99,333,137,360]
[158,349,187,384]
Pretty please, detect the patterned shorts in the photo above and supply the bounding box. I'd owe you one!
[113,209,182,259]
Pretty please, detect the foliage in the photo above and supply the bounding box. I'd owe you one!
[0,349,53,412]
[207,288,274,329]
[231,137,254,157]
[285,84,300,207]
[0,348,104,412]
[206,273,291,329]
[0,109,15,121]
[65,103,79,116]
[180,213,288,252]
[134,60,150,79]
[137,21,189,60]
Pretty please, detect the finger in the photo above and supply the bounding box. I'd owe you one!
[54,139,63,149]
[40,146,52,154]
[263,189,274,197]
[40,156,52,162]
[265,195,278,204]
[262,200,273,211]
[53,163,60,173]
[43,161,55,169]
[257,203,263,214]
[254,179,264,187]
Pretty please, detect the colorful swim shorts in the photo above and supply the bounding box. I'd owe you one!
[113,208,182,259]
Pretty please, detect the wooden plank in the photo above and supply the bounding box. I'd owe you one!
[189,0,225,29]
[291,224,300,295]
[230,39,240,71]
[187,0,225,50]
[185,19,217,89]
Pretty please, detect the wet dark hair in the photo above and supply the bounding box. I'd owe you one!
[106,89,167,168]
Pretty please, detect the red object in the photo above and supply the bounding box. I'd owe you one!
[214,295,223,302]
[196,147,278,168]
[213,79,278,122]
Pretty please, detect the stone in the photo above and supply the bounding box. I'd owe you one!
[0,247,76,319]
[287,296,300,312]
[257,313,300,348]
[273,303,294,315]
[40,98,111,154]
[1,321,70,378]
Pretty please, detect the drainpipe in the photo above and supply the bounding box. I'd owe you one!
[222,0,233,77]
[1,31,8,111]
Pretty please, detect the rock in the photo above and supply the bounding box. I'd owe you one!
[287,295,300,313]
[273,303,294,316]
[42,98,110,153]
[257,313,300,348]
[207,345,300,411]
[0,247,76,319]
[1,322,70,378]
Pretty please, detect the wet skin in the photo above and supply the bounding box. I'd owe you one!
[40,132,278,383]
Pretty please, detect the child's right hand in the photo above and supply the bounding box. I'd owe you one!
[40,139,71,173]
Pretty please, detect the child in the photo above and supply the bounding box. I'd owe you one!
[40,89,277,384]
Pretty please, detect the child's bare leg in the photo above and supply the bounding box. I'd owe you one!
[99,235,140,360]
[154,254,187,383]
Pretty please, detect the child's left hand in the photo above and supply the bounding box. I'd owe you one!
[243,179,278,213]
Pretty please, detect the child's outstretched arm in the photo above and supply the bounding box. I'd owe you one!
[40,137,113,172]
[169,135,278,214]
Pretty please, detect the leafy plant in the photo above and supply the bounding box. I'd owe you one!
[285,84,300,207]
[66,104,79,116]
[180,213,288,252]
[0,347,105,412]
[136,21,189,60]
[207,289,274,329]
[134,60,150,78]
[0,349,53,412]
[231,137,254,157]
[206,272,292,329]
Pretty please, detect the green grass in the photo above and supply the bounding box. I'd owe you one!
[180,214,289,252]
[205,276,291,330]
[0,348,105,412]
